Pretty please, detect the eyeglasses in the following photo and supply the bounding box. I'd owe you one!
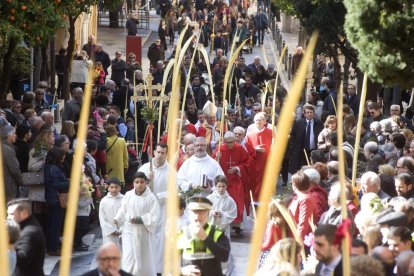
[98,256,121,262]
[253,109,261,112]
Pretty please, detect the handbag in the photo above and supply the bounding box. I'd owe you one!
[58,193,68,208]
[22,171,44,186]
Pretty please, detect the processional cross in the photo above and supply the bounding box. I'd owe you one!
[130,73,168,190]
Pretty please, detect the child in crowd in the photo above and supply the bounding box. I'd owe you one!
[74,173,94,251]
[94,61,106,86]
[178,197,189,230]
[259,198,287,268]
[207,175,237,239]
[99,177,123,247]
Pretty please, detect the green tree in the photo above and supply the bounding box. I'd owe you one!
[281,0,359,87]
[344,0,414,87]
[0,0,64,97]
[271,0,296,16]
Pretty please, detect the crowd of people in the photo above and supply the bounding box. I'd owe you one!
[2,0,414,275]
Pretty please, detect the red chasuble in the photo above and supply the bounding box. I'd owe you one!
[212,143,250,223]
[240,141,256,216]
[246,127,273,201]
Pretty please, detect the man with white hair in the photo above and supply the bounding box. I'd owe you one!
[360,171,391,201]
[177,137,224,197]
[246,112,273,201]
[233,126,256,215]
[363,141,379,161]
[212,131,250,231]
[303,168,328,222]
[319,183,354,229]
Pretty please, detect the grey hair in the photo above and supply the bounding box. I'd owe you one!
[0,125,15,140]
[364,141,379,154]
[233,126,245,136]
[254,111,266,121]
[194,136,207,145]
[328,184,342,201]
[370,121,382,133]
[224,131,235,140]
[360,171,381,189]
[303,168,321,184]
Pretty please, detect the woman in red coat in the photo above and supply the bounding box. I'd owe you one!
[288,171,316,241]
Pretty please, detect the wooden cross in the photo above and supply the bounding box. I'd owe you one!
[130,74,168,107]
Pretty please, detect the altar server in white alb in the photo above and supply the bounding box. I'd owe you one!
[177,136,224,197]
[207,175,237,239]
[114,172,160,276]
[138,143,173,275]
[98,177,124,247]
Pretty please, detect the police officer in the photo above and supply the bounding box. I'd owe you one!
[179,197,230,276]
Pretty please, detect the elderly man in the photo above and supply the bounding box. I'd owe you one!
[363,141,379,161]
[62,87,83,122]
[303,168,328,222]
[233,126,256,215]
[178,197,230,276]
[2,126,21,202]
[246,112,272,201]
[7,198,45,276]
[177,137,224,197]
[360,171,391,201]
[81,242,132,276]
[212,132,249,230]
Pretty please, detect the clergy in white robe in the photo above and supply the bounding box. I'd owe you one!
[207,177,237,239]
[114,172,160,276]
[177,137,224,197]
[138,144,173,275]
[98,181,124,247]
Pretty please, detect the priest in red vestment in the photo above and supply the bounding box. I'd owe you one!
[246,112,273,201]
[233,126,256,216]
[212,131,250,226]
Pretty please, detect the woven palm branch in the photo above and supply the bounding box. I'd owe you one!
[141,106,159,123]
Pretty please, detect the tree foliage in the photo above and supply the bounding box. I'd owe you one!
[290,0,354,59]
[344,0,414,87]
[271,0,296,16]
[0,0,65,45]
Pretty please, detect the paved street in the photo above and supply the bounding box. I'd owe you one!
[44,8,285,275]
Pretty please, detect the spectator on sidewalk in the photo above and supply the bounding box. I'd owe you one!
[2,125,21,202]
[81,243,132,276]
[7,198,46,276]
[126,13,139,36]
[147,38,165,69]
[291,46,304,80]
[94,44,111,76]
[110,51,127,89]
[82,35,96,60]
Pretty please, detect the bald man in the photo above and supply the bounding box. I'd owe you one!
[81,243,132,276]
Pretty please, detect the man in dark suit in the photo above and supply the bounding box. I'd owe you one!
[7,198,46,276]
[314,224,343,276]
[288,104,324,174]
[81,243,132,276]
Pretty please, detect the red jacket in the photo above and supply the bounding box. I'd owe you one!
[309,184,328,223]
[289,193,316,241]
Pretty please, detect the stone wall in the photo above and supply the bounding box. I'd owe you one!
[280,13,300,33]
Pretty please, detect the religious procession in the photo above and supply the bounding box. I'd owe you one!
[0,0,414,275]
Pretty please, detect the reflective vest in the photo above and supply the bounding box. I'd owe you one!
[178,223,223,261]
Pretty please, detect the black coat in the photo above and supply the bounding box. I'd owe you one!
[110,59,127,86]
[95,50,111,75]
[147,43,165,67]
[81,268,132,276]
[288,118,324,173]
[13,215,46,276]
